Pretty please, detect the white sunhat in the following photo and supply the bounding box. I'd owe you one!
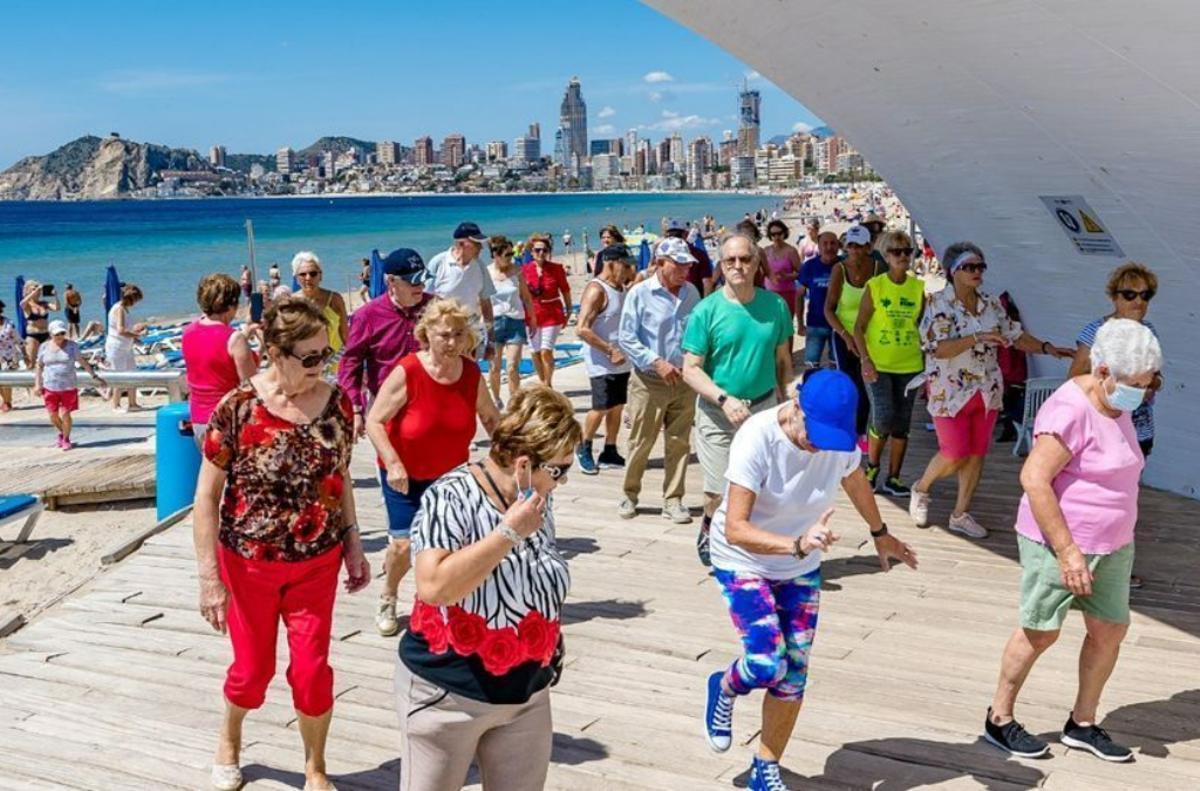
[844,225,872,246]
[49,320,69,336]
[654,237,697,264]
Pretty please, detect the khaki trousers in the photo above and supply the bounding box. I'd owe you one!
[622,370,696,503]
[395,656,552,791]
[694,393,779,495]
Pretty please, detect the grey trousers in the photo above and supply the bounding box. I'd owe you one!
[395,654,552,791]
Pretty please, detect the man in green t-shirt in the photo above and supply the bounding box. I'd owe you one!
[682,234,794,566]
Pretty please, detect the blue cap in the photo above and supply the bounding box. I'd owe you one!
[381,248,426,284]
[797,370,858,451]
[453,221,487,243]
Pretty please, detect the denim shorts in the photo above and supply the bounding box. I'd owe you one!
[492,316,527,346]
[379,470,434,539]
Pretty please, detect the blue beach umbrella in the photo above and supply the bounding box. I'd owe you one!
[103,265,121,315]
[637,238,652,272]
[368,249,386,299]
[13,276,27,338]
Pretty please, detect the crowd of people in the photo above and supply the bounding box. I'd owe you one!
[0,196,1168,789]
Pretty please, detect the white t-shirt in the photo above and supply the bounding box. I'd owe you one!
[37,340,80,392]
[709,404,861,579]
[425,249,496,318]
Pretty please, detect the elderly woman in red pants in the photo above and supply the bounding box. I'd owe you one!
[193,298,371,791]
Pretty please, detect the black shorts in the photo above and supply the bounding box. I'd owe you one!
[590,372,630,411]
[65,309,81,324]
[1139,438,1153,457]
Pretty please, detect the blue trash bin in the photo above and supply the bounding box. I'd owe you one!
[156,401,202,521]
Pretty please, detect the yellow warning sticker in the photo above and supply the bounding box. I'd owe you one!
[1079,210,1105,234]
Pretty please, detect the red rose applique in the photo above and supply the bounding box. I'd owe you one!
[421,609,450,654]
[447,609,488,656]
[517,610,559,666]
[478,627,524,676]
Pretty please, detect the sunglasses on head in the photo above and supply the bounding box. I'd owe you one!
[538,461,572,480]
[958,262,988,274]
[887,247,914,257]
[1115,288,1154,302]
[285,346,334,368]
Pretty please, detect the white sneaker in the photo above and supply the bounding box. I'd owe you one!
[662,499,693,524]
[950,513,988,537]
[376,596,400,636]
[211,763,243,791]
[909,489,931,528]
[948,512,988,539]
[617,498,638,519]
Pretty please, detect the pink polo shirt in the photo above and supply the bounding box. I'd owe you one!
[1014,380,1143,555]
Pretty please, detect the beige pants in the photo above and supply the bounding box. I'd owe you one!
[622,370,696,504]
[693,394,779,495]
[395,655,552,791]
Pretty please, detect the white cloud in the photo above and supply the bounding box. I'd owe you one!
[99,70,231,95]
[648,90,665,103]
[792,121,815,134]
[637,114,721,133]
[591,124,616,136]
[661,110,680,119]
[745,70,762,81]
[643,71,675,84]
[597,106,616,119]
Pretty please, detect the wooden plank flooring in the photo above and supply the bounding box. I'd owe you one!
[0,453,155,510]
[1,359,1198,790]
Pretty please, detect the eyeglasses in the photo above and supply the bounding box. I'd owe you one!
[285,346,334,368]
[1115,288,1155,302]
[887,247,914,257]
[532,246,549,254]
[722,254,755,265]
[538,461,572,480]
[958,263,988,274]
[296,270,321,279]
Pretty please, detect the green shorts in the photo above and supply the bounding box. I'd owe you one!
[1018,535,1133,631]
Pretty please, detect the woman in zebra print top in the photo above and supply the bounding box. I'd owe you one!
[395,385,582,791]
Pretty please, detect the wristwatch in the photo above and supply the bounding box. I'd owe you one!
[717,393,728,407]
[870,523,889,538]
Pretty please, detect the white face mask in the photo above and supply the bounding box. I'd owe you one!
[1105,377,1146,412]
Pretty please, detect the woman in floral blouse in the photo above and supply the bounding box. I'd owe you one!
[193,297,371,791]
[0,300,25,412]
[908,242,1072,539]
[395,385,581,791]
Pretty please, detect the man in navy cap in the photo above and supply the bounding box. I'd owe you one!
[424,221,496,361]
[700,370,917,790]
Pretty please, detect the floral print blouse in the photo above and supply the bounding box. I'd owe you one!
[919,286,1023,418]
[203,384,355,562]
[0,319,23,369]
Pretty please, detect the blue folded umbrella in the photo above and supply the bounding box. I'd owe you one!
[104,265,121,315]
[14,276,27,339]
[369,249,386,299]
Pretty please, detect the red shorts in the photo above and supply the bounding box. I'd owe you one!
[932,392,998,460]
[43,388,80,414]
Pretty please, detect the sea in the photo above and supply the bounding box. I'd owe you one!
[0,193,776,323]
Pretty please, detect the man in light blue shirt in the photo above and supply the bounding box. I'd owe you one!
[617,238,701,523]
[425,221,496,360]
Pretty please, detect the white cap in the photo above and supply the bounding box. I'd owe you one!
[48,320,68,336]
[664,217,688,232]
[654,237,697,264]
[844,225,872,246]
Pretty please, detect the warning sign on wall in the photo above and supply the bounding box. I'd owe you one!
[1039,195,1125,257]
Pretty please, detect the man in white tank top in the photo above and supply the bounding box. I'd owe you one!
[575,245,636,474]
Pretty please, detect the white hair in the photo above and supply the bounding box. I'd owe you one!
[1090,318,1162,380]
[290,250,321,277]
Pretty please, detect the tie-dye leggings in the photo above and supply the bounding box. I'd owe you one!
[713,567,821,702]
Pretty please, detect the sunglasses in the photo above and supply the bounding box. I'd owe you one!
[285,346,334,368]
[532,246,549,253]
[296,270,321,278]
[538,461,572,480]
[1115,288,1155,302]
[958,262,988,274]
[887,247,914,257]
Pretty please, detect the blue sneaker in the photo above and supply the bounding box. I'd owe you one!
[576,442,598,476]
[704,671,734,752]
[748,756,788,791]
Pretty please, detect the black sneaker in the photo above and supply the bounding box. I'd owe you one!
[983,708,1050,758]
[880,476,911,496]
[696,525,712,567]
[864,463,880,490]
[598,445,626,469]
[1061,715,1134,762]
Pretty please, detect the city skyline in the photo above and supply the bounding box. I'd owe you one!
[0,0,823,168]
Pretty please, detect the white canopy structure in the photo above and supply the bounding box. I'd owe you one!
[647,0,1198,498]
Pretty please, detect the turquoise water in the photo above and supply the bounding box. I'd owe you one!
[0,193,775,322]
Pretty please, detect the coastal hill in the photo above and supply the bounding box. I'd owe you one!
[299,136,377,158]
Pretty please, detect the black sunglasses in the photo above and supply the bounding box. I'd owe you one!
[887,247,914,257]
[296,270,321,278]
[1115,288,1154,302]
[538,461,572,480]
[959,262,988,274]
[532,246,550,253]
[285,346,334,368]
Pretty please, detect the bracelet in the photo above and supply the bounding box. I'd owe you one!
[792,535,808,559]
[343,523,359,536]
[870,523,889,538]
[1041,340,1050,354]
[496,522,523,546]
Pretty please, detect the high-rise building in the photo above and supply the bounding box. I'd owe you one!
[624,130,639,162]
[414,136,435,166]
[276,146,295,174]
[669,134,685,168]
[486,140,509,162]
[718,136,738,168]
[441,134,466,168]
[323,150,336,179]
[730,154,757,187]
[528,122,540,140]
[687,137,712,188]
[737,82,761,155]
[636,139,652,176]
[592,153,620,187]
[814,136,844,175]
[377,141,400,166]
[512,135,540,164]
[657,138,672,167]
[209,145,226,168]
[557,77,588,165]
[590,139,621,157]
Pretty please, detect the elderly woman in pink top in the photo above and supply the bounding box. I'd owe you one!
[183,274,259,447]
[983,319,1161,764]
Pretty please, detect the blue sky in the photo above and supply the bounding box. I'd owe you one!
[0,0,823,167]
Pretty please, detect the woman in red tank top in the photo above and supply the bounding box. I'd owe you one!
[521,233,572,388]
[363,299,502,635]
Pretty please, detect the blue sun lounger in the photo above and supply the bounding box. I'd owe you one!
[0,494,44,544]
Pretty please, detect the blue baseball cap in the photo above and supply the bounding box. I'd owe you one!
[797,370,859,451]
[381,248,427,284]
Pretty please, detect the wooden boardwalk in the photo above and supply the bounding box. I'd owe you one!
[1,360,1198,790]
[0,453,155,510]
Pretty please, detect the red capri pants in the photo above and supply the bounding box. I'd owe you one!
[218,545,342,716]
[932,392,998,460]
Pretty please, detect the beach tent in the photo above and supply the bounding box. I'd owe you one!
[368,249,386,299]
[637,238,651,272]
[13,276,27,338]
[103,265,121,316]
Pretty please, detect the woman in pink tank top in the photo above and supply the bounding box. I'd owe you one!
[183,274,260,446]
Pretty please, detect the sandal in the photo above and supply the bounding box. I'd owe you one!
[211,763,243,790]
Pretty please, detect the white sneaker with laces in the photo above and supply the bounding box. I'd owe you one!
[376,596,400,637]
[211,764,243,791]
[662,500,693,524]
[948,511,988,539]
[909,488,931,527]
[617,498,638,519]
